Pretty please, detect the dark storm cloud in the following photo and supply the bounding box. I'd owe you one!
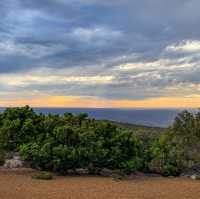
[0,0,194,72]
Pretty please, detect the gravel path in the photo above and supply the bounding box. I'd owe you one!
[0,170,200,199]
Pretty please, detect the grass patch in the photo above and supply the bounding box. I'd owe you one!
[32,172,54,180]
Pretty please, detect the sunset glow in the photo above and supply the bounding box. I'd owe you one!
[1,96,200,108]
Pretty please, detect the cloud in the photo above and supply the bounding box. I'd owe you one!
[69,26,123,45]
[1,0,200,106]
[0,40,64,59]
[166,40,200,53]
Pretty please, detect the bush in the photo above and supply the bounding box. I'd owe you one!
[20,126,142,174]
[163,164,179,176]
[147,132,179,176]
[120,159,142,175]
[0,151,5,166]
[32,172,53,180]
[0,106,142,174]
[147,110,200,176]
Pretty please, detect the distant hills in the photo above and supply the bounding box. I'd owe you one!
[107,120,165,134]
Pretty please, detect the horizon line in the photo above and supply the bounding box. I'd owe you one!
[0,106,199,110]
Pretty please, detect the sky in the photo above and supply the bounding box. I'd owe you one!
[1,0,200,108]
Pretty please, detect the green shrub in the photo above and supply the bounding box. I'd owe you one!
[4,107,142,175]
[147,132,179,176]
[0,152,5,166]
[120,159,142,174]
[0,160,4,166]
[147,110,200,176]
[20,127,142,174]
[32,172,53,180]
[163,164,179,176]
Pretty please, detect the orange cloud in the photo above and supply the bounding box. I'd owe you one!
[0,95,200,108]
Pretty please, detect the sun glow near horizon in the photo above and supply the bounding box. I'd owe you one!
[0,95,200,108]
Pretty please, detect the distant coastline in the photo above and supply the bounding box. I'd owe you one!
[0,107,197,127]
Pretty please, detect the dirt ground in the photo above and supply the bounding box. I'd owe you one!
[0,170,200,199]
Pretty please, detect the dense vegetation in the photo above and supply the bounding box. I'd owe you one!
[0,106,199,176]
[149,110,200,176]
[0,106,142,174]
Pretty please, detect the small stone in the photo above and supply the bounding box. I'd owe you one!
[75,168,89,175]
[67,169,75,174]
[190,175,200,180]
[3,154,25,169]
[4,159,24,169]
[100,168,113,177]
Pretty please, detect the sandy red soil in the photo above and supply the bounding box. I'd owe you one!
[0,170,200,199]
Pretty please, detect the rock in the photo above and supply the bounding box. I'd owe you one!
[145,173,162,177]
[66,169,90,175]
[3,154,25,169]
[4,159,24,169]
[75,168,89,175]
[13,155,21,161]
[67,169,75,175]
[100,168,113,177]
[181,165,200,177]
[111,173,124,180]
[190,174,200,180]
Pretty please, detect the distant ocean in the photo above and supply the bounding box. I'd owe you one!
[0,107,198,127]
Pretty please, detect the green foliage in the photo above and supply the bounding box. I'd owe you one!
[0,151,5,166]
[120,159,141,174]
[19,122,141,174]
[1,107,199,177]
[32,171,53,180]
[0,106,142,174]
[0,106,39,151]
[148,132,179,176]
[147,110,200,176]
[171,111,200,168]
